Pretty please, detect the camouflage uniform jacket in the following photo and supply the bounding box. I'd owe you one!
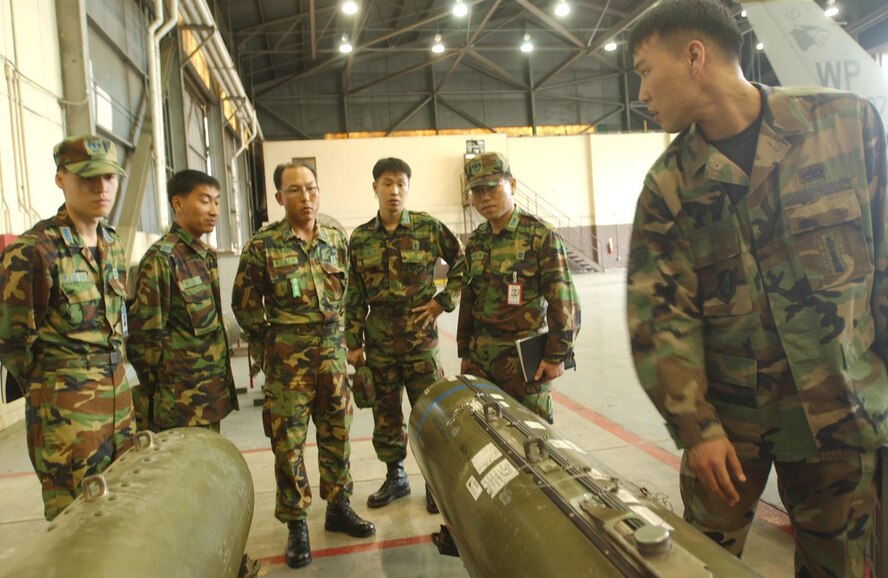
[127,223,238,427]
[344,209,465,350]
[232,219,348,372]
[457,206,580,362]
[0,205,128,383]
[627,85,888,460]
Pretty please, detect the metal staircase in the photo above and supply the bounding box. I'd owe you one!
[459,177,603,274]
[512,181,602,273]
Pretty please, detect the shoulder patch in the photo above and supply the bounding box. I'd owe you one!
[60,226,76,247]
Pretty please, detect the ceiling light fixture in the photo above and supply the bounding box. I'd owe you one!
[554,0,570,17]
[740,9,747,17]
[432,34,445,54]
[824,0,839,18]
[339,34,353,54]
[604,40,617,52]
[342,0,358,15]
[520,33,534,53]
[755,41,764,50]
[452,0,468,17]
[432,34,445,53]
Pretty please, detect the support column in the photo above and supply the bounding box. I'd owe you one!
[56,0,93,135]
[207,103,231,250]
[528,56,537,135]
[164,32,189,171]
[621,48,632,131]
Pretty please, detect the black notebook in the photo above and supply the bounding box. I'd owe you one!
[515,332,576,383]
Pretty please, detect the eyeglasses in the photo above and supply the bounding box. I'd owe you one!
[280,185,319,196]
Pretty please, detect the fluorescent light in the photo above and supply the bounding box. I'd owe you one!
[342,0,358,15]
[339,34,353,54]
[554,0,570,17]
[755,42,764,50]
[432,34,445,54]
[452,0,468,17]
[520,33,534,53]
[604,41,617,52]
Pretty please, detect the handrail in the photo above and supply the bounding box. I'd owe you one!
[513,179,601,269]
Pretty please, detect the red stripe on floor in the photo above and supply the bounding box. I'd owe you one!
[552,391,793,535]
[552,391,681,468]
[0,471,35,480]
[257,534,433,567]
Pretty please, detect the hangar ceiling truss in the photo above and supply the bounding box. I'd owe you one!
[208,0,883,138]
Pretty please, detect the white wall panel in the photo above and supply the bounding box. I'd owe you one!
[588,132,672,227]
[0,0,65,235]
[263,134,510,234]
[507,135,593,224]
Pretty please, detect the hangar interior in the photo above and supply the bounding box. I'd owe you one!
[0,0,886,576]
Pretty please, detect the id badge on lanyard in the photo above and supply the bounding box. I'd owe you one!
[507,271,522,306]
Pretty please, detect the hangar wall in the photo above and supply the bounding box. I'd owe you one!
[262,131,670,266]
[0,0,259,431]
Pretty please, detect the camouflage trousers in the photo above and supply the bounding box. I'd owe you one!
[680,451,877,577]
[366,347,444,464]
[263,330,353,523]
[25,355,135,521]
[132,384,224,433]
[465,334,553,423]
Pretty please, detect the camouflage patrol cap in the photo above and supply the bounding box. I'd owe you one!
[351,366,376,409]
[464,152,510,190]
[53,135,127,178]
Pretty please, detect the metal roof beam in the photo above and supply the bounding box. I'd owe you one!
[256,102,312,139]
[309,0,317,60]
[350,52,456,94]
[255,0,486,96]
[465,49,529,90]
[437,0,502,89]
[385,96,433,135]
[537,70,623,92]
[513,0,586,50]
[437,96,497,132]
[535,0,651,90]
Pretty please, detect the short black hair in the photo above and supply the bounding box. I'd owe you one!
[167,170,220,204]
[628,0,742,62]
[273,162,318,191]
[372,158,412,182]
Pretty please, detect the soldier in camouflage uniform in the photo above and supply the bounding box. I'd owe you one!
[345,157,465,513]
[0,135,134,521]
[458,152,580,424]
[232,162,374,569]
[127,170,238,432]
[625,1,888,576]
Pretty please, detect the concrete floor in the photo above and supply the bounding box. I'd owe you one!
[0,272,795,576]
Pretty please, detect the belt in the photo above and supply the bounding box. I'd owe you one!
[270,322,340,337]
[475,327,539,340]
[36,349,124,371]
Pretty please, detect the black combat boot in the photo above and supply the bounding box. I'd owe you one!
[367,461,410,508]
[325,498,376,537]
[425,483,439,514]
[285,520,311,568]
